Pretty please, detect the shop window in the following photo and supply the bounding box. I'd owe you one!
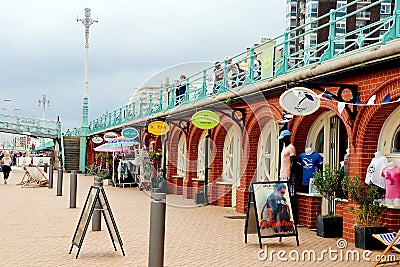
[315,128,324,153]
[391,126,400,152]
[177,135,186,177]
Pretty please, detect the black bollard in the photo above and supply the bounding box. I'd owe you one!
[48,164,54,189]
[69,171,77,208]
[44,163,48,173]
[148,192,166,267]
[92,177,103,231]
[57,168,63,196]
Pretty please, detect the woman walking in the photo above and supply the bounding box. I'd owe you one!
[1,151,12,184]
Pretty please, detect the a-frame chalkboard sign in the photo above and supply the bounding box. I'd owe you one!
[245,181,299,248]
[69,185,125,259]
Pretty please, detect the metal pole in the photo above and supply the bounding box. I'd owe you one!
[70,171,78,208]
[48,164,54,189]
[92,176,103,231]
[44,163,48,173]
[162,132,168,193]
[56,167,63,196]
[204,130,210,205]
[148,192,166,267]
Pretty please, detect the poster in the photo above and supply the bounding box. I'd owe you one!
[252,182,296,237]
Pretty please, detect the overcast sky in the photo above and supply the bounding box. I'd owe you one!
[0,0,286,136]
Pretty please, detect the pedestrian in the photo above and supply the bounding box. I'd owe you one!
[175,74,186,105]
[1,151,12,184]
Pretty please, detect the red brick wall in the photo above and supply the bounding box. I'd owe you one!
[295,195,323,229]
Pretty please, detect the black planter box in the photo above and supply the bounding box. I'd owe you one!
[316,216,343,238]
[355,226,388,250]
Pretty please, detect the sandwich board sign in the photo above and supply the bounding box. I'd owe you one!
[244,181,299,248]
[69,186,125,259]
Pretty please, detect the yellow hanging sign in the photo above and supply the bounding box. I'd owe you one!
[148,121,170,136]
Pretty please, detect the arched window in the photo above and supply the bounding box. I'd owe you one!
[177,134,186,177]
[197,131,208,180]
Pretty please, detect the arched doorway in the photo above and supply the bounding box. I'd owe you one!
[222,126,241,207]
[257,119,278,181]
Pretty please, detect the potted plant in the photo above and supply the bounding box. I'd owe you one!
[312,165,343,238]
[342,176,387,250]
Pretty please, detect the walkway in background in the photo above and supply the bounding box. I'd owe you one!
[0,167,397,267]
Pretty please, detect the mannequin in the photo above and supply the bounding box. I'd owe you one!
[279,130,296,195]
[381,162,400,206]
[299,147,323,193]
[365,151,388,189]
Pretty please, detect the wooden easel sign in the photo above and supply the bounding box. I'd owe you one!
[69,186,125,258]
[245,181,299,248]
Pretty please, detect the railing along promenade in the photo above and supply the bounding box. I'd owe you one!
[65,0,400,137]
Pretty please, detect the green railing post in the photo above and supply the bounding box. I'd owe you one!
[320,9,337,62]
[167,85,175,109]
[131,103,135,118]
[159,88,163,111]
[124,105,129,123]
[148,94,153,115]
[139,98,143,118]
[383,0,400,43]
[249,47,255,82]
[276,31,289,76]
[200,70,207,98]
[183,77,189,104]
[113,110,117,126]
[218,59,228,93]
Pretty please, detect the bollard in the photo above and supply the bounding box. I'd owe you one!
[48,164,54,189]
[69,171,77,208]
[56,168,63,196]
[92,177,103,231]
[44,163,48,173]
[148,192,166,267]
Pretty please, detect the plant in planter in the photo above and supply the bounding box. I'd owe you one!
[342,176,387,250]
[312,165,343,238]
[149,150,163,161]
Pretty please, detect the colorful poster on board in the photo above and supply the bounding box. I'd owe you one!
[252,182,296,237]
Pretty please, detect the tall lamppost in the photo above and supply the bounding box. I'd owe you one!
[38,94,50,147]
[77,7,98,172]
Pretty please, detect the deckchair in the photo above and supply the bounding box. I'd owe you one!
[372,230,400,267]
[17,166,48,187]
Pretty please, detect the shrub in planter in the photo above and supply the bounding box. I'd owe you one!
[313,165,343,238]
[342,176,387,250]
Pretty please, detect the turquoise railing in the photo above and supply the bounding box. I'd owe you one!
[63,0,400,136]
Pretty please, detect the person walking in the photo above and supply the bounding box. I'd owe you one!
[1,151,12,184]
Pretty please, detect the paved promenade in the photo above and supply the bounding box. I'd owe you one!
[0,167,398,267]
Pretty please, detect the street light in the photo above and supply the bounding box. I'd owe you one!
[1,107,19,115]
[38,94,50,122]
[77,7,98,173]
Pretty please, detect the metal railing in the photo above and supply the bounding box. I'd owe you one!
[64,0,400,136]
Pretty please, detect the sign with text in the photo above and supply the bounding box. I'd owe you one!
[104,132,118,141]
[191,110,220,129]
[148,121,169,136]
[121,127,138,139]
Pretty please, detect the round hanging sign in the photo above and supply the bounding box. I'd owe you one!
[191,110,220,129]
[148,121,169,136]
[279,87,321,116]
[103,131,118,141]
[91,136,103,144]
[122,127,138,139]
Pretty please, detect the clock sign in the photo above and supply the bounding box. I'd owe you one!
[279,87,321,116]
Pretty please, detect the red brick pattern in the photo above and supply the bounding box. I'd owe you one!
[295,195,322,229]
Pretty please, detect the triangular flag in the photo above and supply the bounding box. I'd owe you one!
[355,96,361,105]
[382,93,390,104]
[338,102,346,114]
[326,94,332,100]
[367,95,376,105]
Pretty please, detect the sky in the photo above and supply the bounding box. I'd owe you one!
[0,0,286,138]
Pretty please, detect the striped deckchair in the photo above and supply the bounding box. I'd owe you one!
[372,231,400,267]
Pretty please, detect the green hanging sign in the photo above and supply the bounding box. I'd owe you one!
[191,110,220,129]
[121,127,139,139]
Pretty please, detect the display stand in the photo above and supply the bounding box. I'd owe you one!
[117,160,138,188]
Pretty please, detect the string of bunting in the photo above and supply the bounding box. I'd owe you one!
[317,92,400,114]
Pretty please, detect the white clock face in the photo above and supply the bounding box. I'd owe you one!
[279,87,321,116]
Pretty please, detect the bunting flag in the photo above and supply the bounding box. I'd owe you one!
[314,91,400,114]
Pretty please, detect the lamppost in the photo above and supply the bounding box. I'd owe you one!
[77,7,98,173]
[38,94,50,123]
